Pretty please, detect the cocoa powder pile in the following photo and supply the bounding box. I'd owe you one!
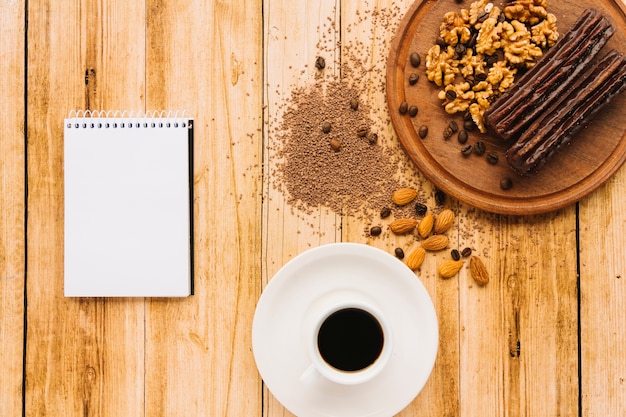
[273,80,399,216]
[269,5,412,217]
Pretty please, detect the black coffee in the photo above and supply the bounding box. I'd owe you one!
[317,308,384,372]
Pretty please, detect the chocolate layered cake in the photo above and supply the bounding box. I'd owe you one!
[506,50,626,175]
[483,9,615,141]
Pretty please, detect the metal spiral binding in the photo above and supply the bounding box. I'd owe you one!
[66,110,190,128]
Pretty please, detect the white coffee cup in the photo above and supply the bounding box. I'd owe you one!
[300,290,393,385]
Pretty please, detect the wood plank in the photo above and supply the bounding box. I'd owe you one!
[458,208,579,416]
[26,1,146,416]
[144,0,263,415]
[262,0,339,414]
[579,165,626,416]
[0,2,26,416]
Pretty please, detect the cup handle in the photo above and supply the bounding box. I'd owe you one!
[299,363,320,386]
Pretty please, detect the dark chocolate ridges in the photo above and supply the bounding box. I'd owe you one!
[483,9,615,141]
[506,50,626,175]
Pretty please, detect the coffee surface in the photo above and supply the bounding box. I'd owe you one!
[317,308,384,372]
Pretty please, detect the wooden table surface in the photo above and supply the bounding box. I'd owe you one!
[1,1,625,416]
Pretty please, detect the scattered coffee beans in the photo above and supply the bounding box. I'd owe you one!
[445,90,457,101]
[451,249,461,261]
[500,177,513,190]
[463,119,476,131]
[370,226,382,236]
[434,188,447,206]
[457,130,468,144]
[315,56,326,70]
[474,141,486,156]
[461,144,473,156]
[322,121,332,134]
[408,73,419,85]
[410,52,421,67]
[380,207,391,218]
[395,247,405,259]
[399,101,408,115]
[415,202,428,216]
[418,125,428,139]
[448,120,459,133]
[486,153,499,164]
[408,105,418,117]
[461,247,472,258]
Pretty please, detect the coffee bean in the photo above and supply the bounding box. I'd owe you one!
[436,36,447,47]
[451,249,461,261]
[357,125,369,137]
[380,207,391,218]
[330,138,341,151]
[486,153,499,164]
[418,125,429,139]
[408,105,418,117]
[458,130,468,144]
[322,121,332,134]
[434,188,447,206]
[315,56,326,70]
[476,72,487,82]
[445,90,457,101]
[367,132,378,145]
[467,31,478,48]
[454,0,464,3]
[463,119,476,131]
[474,141,486,156]
[486,55,499,67]
[500,177,513,190]
[461,247,472,258]
[350,98,359,110]
[461,144,473,156]
[408,73,419,85]
[444,126,454,139]
[448,120,459,133]
[415,202,428,216]
[410,52,421,68]
[370,226,382,236]
[394,247,405,259]
[455,43,466,55]
[399,101,408,115]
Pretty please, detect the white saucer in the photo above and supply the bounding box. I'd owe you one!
[252,243,439,417]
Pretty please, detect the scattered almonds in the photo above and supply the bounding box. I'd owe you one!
[469,256,490,285]
[438,259,464,279]
[434,209,455,233]
[390,218,418,235]
[406,247,426,270]
[417,213,435,238]
[421,235,449,251]
[391,187,418,206]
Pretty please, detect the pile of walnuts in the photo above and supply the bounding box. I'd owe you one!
[425,0,559,132]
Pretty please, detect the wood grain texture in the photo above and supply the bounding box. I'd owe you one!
[579,166,626,417]
[26,1,146,416]
[0,2,25,417]
[145,0,263,415]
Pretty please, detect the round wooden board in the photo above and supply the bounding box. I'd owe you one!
[387,0,626,215]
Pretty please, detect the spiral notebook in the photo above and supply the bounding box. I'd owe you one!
[64,111,194,297]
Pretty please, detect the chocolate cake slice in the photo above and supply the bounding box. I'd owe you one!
[506,50,626,175]
[483,9,615,141]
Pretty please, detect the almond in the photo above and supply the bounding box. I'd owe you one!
[438,259,464,279]
[391,187,417,206]
[417,213,434,238]
[405,247,426,271]
[469,256,489,286]
[421,234,449,251]
[389,218,418,234]
[434,209,455,234]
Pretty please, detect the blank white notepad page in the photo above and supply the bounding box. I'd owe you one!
[64,116,193,297]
